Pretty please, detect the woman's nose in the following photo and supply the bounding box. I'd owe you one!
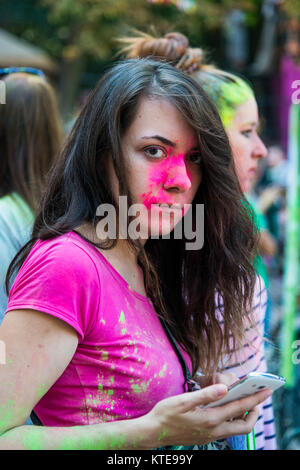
[253,135,267,159]
[163,156,192,192]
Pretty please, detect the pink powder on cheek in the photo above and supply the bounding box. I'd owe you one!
[141,151,193,208]
[141,160,169,209]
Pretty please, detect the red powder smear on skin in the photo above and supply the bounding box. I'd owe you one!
[141,151,192,208]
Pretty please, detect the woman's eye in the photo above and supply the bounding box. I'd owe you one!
[241,129,252,138]
[144,146,165,159]
[187,152,202,164]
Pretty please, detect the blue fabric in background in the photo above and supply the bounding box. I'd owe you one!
[226,435,247,450]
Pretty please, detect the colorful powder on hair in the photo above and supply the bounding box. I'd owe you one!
[197,71,254,127]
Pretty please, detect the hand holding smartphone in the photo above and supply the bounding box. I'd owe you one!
[205,372,285,408]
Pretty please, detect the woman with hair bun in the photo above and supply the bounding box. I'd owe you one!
[119,32,277,450]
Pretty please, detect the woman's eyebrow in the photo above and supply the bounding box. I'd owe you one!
[141,135,176,147]
[241,121,257,127]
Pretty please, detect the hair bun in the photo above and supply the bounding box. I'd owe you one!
[134,32,189,62]
[118,31,204,74]
[176,47,204,74]
[139,32,204,74]
[163,32,189,58]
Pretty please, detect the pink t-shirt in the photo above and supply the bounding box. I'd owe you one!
[6,231,192,426]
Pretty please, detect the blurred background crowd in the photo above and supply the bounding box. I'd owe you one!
[0,0,299,449]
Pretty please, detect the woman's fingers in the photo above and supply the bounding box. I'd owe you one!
[171,384,228,413]
[214,372,237,387]
[214,388,272,423]
[168,384,270,417]
[195,372,238,388]
[196,372,237,389]
[218,406,260,437]
[150,386,271,447]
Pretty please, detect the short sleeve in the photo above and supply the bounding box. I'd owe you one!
[6,237,101,342]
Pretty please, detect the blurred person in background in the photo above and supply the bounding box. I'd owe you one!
[0,69,63,322]
[255,145,287,245]
[119,31,278,449]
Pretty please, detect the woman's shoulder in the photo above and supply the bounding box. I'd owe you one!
[0,192,33,218]
[7,232,102,341]
[0,193,34,230]
[0,193,34,249]
[28,231,101,275]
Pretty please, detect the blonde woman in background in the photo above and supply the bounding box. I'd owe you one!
[0,68,62,321]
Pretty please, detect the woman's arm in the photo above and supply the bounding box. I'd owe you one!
[258,229,278,257]
[0,308,271,450]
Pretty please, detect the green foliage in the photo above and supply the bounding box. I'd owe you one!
[281,0,300,18]
[0,0,267,62]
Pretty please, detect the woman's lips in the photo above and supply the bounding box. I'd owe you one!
[141,193,188,214]
[152,203,183,210]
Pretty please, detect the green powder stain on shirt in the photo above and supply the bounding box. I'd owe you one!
[139,381,149,392]
[159,364,167,378]
[119,311,126,335]
[131,384,142,394]
[118,311,125,324]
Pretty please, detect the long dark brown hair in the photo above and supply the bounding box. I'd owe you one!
[0,72,62,213]
[6,59,257,376]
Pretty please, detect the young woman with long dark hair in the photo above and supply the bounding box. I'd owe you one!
[118,32,277,449]
[0,59,271,450]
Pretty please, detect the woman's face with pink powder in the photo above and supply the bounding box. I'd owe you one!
[108,96,202,239]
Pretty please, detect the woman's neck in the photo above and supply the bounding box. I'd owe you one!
[76,221,146,267]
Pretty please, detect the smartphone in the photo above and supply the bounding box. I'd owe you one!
[205,372,286,408]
